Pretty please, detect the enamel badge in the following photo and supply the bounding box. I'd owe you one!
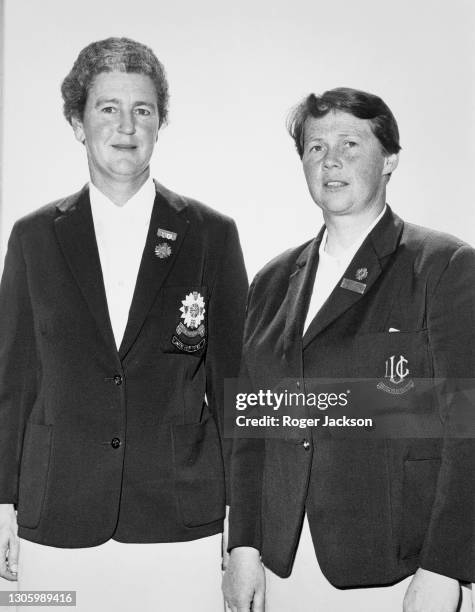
[157,228,177,241]
[155,243,172,259]
[355,267,368,281]
[340,278,366,294]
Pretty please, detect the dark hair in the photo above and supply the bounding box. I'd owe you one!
[287,87,401,158]
[61,37,169,127]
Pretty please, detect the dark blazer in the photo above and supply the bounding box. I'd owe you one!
[0,180,248,547]
[229,206,475,586]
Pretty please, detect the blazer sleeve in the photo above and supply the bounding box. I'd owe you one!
[0,223,39,504]
[419,244,475,582]
[228,276,265,552]
[205,219,248,503]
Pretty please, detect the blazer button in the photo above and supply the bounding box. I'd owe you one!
[113,375,123,386]
[302,439,311,450]
[111,438,121,449]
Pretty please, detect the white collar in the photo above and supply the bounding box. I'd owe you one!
[319,204,387,267]
[89,179,156,225]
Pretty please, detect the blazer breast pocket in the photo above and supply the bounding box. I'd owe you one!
[340,330,440,439]
[17,423,52,529]
[350,329,433,379]
[172,417,225,527]
[158,285,208,357]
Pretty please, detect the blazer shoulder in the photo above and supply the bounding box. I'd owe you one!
[252,239,314,287]
[12,188,84,237]
[396,220,475,292]
[154,181,236,230]
[185,196,236,228]
[402,221,473,258]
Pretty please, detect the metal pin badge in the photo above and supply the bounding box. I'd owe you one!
[157,228,177,241]
[340,278,366,294]
[355,267,368,281]
[154,243,172,259]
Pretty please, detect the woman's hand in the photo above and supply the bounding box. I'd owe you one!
[0,504,19,581]
[222,546,265,611]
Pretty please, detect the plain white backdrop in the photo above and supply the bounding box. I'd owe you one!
[2,0,475,278]
[1,1,475,610]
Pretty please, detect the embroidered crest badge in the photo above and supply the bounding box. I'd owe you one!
[172,291,207,350]
[377,354,414,395]
[155,243,172,259]
[179,292,205,329]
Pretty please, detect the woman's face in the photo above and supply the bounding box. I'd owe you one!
[72,70,160,187]
[301,110,398,218]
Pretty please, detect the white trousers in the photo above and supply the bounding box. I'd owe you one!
[17,535,225,612]
[265,516,473,612]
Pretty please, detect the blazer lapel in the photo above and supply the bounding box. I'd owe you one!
[303,206,404,348]
[54,186,116,353]
[283,234,322,365]
[302,241,382,348]
[118,181,189,360]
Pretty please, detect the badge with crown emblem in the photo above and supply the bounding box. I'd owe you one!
[171,291,207,352]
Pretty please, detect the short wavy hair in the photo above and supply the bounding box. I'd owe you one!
[61,37,169,128]
[287,87,401,158]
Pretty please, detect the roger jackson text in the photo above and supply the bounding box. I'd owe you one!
[235,415,373,428]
